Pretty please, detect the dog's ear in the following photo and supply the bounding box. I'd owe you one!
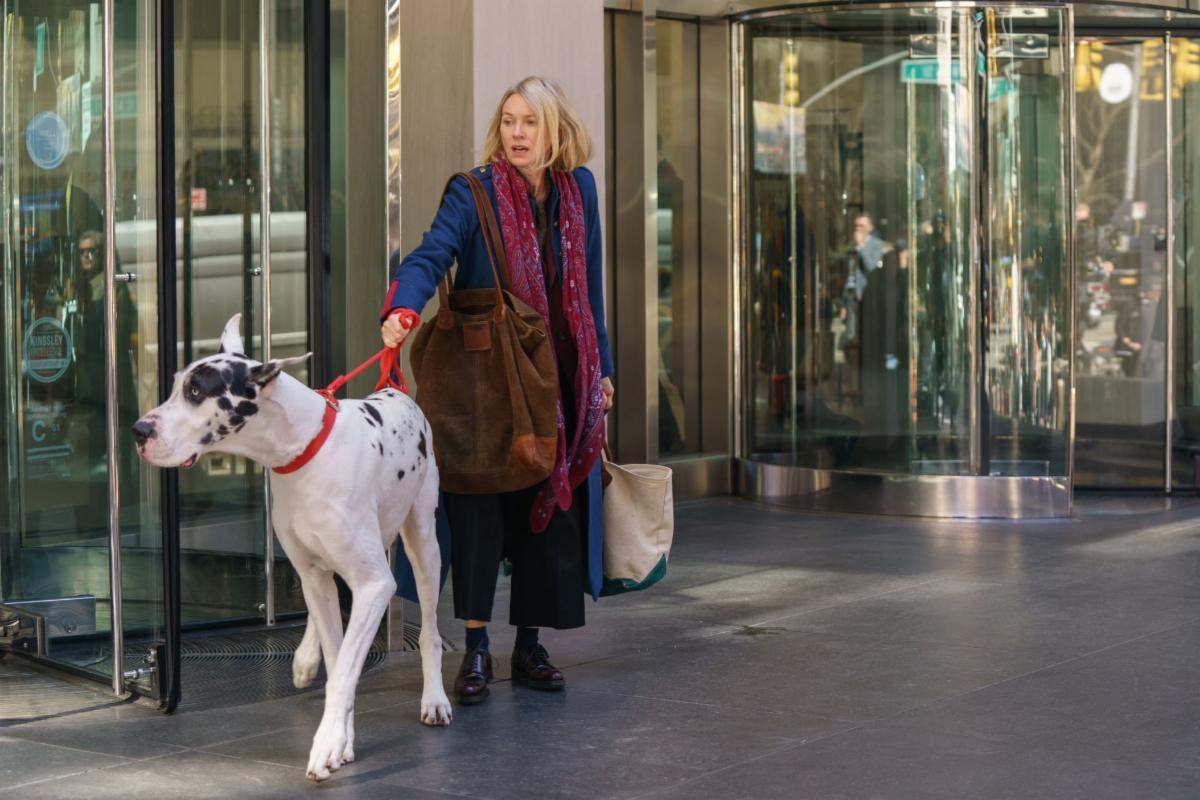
[248,353,313,389]
[218,314,245,355]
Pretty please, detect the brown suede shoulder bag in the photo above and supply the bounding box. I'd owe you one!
[408,171,559,494]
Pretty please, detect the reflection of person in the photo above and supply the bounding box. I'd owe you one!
[67,230,138,528]
[1138,278,1166,380]
[853,213,885,272]
[1108,284,1147,379]
[27,247,66,320]
[380,77,614,706]
[657,149,686,454]
[858,238,910,468]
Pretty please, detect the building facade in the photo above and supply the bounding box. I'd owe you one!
[3,0,1200,703]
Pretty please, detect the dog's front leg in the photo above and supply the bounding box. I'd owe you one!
[400,466,452,726]
[305,551,395,782]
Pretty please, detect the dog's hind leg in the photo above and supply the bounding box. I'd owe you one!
[304,529,395,782]
[399,461,452,727]
[292,618,322,689]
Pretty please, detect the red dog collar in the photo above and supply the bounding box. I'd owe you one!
[274,391,339,475]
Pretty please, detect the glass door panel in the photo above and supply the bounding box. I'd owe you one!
[1074,37,1168,487]
[114,0,166,696]
[744,8,973,474]
[981,7,1071,479]
[1172,37,1200,489]
[175,0,267,626]
[174,0,305,626]
[1,0,166,697]
[656,18,700,458]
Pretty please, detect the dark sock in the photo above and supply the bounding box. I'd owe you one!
[465,626,489,652]
[514,626,539,653]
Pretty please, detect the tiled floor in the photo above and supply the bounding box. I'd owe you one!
[2,495,1199,798]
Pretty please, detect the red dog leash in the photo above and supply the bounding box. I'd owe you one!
[274,347,408,474]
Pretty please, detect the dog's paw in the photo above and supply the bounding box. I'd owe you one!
[420,691,453,726]
[306,720,348,782]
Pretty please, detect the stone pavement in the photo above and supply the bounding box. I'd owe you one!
[2,495,1199,799]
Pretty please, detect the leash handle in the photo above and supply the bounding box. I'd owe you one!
[323,346,408,399]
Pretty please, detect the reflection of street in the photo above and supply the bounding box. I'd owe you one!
[1079,313,1123,376]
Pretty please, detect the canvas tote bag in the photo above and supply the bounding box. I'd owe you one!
[599,449,674,596]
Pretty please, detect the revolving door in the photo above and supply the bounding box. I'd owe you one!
[738,5,1074,516]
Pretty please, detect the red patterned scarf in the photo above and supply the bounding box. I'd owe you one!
[490,159,605,532]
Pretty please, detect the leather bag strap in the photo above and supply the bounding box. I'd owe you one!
[437,170,509,326]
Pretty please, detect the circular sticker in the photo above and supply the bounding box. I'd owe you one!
[25,111,70,170]
[23,317,73,384]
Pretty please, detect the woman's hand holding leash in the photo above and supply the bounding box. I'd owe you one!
[381,308,420,348]
[602,377,614,412]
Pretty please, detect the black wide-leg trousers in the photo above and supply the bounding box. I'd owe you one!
[443,481,588,630]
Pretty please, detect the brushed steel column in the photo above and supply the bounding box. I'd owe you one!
[259,0,276,625]
[102,0,124,695]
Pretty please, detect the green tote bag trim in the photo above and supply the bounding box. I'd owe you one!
[600,555,668,597]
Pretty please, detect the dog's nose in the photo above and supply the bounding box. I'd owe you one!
[131,419,155,447]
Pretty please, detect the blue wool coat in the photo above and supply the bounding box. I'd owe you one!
[386,164,614,602]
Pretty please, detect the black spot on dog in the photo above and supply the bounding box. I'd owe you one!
[185,365,229,405]
[376,441,384,456]
[199,433,214,445]
[217,425,229,435]
[363,404,383,426]
[224,360,258,399]
[229,414,244,427]
[234,401,258,417]
[417,431,427,458]
[397,469,406,481]
[217,397,234,412]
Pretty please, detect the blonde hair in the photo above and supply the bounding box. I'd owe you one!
[480,76,593,172]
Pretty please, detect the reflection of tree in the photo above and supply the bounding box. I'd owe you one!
[1075,95,1128,213]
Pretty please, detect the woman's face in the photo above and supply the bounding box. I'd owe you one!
[499,93,542,173]
[79,237,100,273]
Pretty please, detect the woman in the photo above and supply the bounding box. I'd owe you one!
[380,76,614,706]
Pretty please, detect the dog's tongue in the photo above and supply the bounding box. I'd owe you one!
[181,454,198,469]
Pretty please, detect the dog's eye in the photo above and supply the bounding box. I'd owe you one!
[188,386,201,399]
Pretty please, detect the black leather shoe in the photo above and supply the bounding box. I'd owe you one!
[454,648,494,705]
[511,644,565,691]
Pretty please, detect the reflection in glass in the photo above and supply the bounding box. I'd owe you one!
[174,0,307,624]
[745,9,972,474]
[656,19,699,457]
[1074,38,1167,487]
[1173,37,1200,488]
[0,0,162,685]
[114,0,166,694]
[981,9,1071,478]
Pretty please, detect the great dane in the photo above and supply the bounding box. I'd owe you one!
[132,314,452,781]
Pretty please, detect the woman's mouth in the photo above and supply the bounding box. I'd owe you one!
[511,145,529,156]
